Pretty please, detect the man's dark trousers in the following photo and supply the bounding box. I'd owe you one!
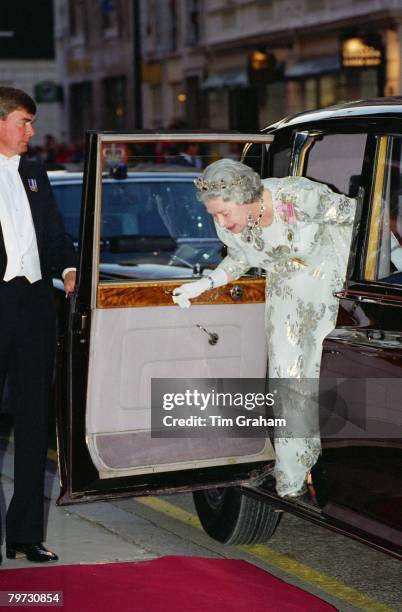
[0,276,56,544]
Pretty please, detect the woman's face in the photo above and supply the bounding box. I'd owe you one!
[204,196,248,233]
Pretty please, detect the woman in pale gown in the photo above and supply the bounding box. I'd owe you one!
[173,159,356,497]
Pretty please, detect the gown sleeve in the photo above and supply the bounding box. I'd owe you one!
[278,177,356,225]
[214,221,252,280]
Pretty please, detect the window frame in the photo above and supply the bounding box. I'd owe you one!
[289,126,375,290]
[362,134,402,291]
[325,130,402,301]
[85,132,274,310]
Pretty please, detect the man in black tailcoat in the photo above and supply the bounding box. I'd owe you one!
[0,87,76,563]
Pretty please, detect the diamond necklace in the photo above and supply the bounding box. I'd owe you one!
[241,196,265,251]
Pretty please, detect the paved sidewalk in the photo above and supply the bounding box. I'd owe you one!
[0,440,154,569]
[2,439,400,612]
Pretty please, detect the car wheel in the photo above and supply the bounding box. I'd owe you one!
[193,486,282,545]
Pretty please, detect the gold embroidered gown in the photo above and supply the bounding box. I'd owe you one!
[215,176,356,496]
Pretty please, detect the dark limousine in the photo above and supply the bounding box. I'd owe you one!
[55,100,402,561]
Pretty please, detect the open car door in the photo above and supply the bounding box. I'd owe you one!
[57,131,276,505]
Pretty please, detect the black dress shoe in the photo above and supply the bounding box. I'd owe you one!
[6,543,58,562]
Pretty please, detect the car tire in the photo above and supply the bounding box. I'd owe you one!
[193,486,282,545]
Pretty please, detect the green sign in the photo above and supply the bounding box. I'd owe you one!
[34,81,62,103]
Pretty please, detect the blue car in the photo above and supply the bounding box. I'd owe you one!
[49,170,223,281]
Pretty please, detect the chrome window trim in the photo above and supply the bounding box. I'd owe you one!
[290,131,322,176]
[98,133,275,145]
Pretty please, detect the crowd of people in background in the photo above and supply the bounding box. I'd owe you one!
[130,140,243,171]
[24,133,86,170]
[25,126,244,173]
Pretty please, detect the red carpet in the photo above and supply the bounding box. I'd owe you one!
[0,556,336,611]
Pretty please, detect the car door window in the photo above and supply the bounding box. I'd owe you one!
[364,135,402,285]
[302,133,367,196]
[98,140,270,282]
[267,137,292,178]
[100,176,219,276]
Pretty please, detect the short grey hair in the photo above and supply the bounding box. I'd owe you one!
[195,158,263,205]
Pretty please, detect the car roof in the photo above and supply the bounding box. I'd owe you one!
[48,171,199,184]
[265,97,402,131]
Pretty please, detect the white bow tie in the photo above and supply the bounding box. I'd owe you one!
[0,155,20,169]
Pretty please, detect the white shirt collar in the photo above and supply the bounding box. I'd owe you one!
[0,153,21,168]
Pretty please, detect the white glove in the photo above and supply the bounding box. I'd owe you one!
[172,268,228,308]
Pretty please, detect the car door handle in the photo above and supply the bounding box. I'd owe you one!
[196,324,219,345]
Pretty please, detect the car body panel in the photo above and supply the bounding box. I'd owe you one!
[266,97,402,131]
[285,110,402,557]
[86,303,271,480]
[54,122,402,559]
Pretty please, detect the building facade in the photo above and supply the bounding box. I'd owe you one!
[141,0,402,130]
[54,0,402,141]
[0,1,62,144]
[199,0,402,130]
[54,0,138,143]
[140,0,207,128]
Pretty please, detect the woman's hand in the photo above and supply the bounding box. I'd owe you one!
[172,268,228,308]
[173,278,212,308]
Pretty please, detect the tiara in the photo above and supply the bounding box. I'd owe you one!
[194,176,246,191]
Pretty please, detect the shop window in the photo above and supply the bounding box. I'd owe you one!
[229,89,259,132]
[304,78,317,109]
[360,69,379,98]
[171,83,186,120]
[319,75,337,107]
[169,0,178,51]
[101,0,121,37]
[151,85,162,127]
[300,74,350,111]
[68,0,88,42]
[261,81,287,127]
[103,76,126,129]
[186,0,201,46]
[185,76,206,128]
[70,81,93,143]
[286,80,304,114]
[335,73,348,105]
[149,0,166,51]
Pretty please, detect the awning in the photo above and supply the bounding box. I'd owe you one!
[284,55,341,79]
[201,69,249,90]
